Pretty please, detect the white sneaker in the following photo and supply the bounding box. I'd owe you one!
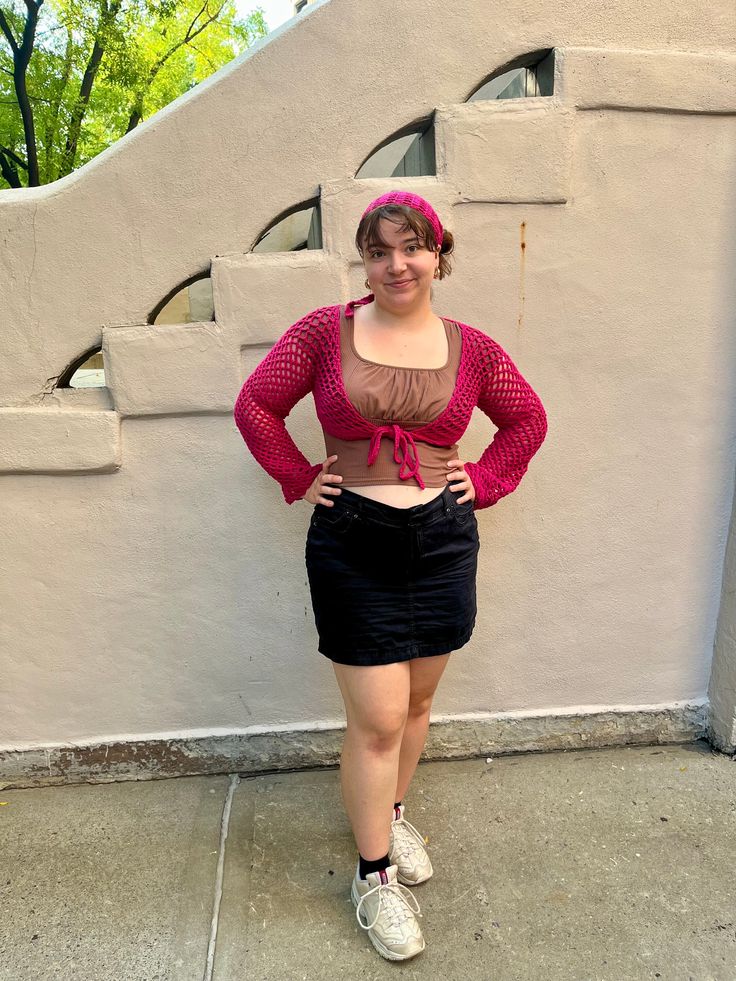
[389,804,434,885]
[350,862,425,960]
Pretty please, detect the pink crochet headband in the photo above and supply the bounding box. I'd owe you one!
[359,191,444,250]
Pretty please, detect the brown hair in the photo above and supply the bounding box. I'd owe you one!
[355,204,455,280]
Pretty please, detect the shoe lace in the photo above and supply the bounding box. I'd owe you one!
[355,879,422,932]
[391,815,428,860]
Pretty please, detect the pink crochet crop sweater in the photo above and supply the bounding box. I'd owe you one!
[233,295,548,510]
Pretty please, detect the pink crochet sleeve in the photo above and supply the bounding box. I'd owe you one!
[233,312,324,505]
[464,333,548,510]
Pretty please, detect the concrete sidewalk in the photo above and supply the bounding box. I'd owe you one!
[1,740,734,981]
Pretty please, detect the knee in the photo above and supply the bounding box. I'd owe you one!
[350,710,408,751]
[407,692,433,717]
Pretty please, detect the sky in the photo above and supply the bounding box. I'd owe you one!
[234,0,297,32]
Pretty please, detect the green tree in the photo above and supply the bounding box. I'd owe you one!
[0,0,267,188]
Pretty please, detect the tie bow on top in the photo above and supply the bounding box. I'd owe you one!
[367,424,427,490]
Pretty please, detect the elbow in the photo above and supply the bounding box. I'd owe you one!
[233,388,245,431]
[525,392,548,450]
[233,380,255,436]
[537,399,549,446]
[533,400,548,447]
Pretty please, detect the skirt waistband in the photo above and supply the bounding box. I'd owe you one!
[318,484,459,528]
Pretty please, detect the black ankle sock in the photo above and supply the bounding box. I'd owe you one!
[356,802,403,879]
[359,851,391,880]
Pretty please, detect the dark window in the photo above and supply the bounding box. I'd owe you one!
[467,50,555,102]
[56,347,105,389]
[251,200,322,252]
[149,273,214,325]
[356,118,436,178]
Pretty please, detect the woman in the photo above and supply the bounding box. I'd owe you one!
[233,191,548,961]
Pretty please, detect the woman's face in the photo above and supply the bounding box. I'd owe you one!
[362,217,440,308]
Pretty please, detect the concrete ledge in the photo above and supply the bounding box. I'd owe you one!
[558,47,736,113]
[103,320,239,416]
[211,251,345,340]
[435,99,574,203]
[0,407,120,474]
[0,701,715,789]
[320,176,454,256]
[44,386,115,411]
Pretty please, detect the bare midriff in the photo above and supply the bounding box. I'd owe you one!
[342,483,447,508]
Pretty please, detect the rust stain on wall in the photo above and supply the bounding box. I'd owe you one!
[518,220,527,329]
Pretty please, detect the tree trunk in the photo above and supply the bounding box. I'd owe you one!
[0,0,43,186]
[58,0,122,178]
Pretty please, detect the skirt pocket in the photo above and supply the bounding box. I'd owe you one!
[311,503,358,535]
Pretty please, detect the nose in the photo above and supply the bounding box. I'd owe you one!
[388,252,407,274]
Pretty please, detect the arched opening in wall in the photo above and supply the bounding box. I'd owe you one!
[467,49,555,102]
[251,199,322,252]
[149,272,214,325]
[355,116,436,178]
[56,346,105,389]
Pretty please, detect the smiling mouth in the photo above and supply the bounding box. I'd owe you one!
[388,280,413,286]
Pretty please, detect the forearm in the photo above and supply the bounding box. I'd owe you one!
[466,341,548,510]
[233,378,321,506]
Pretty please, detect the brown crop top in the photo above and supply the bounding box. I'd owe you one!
[321,305,462,487]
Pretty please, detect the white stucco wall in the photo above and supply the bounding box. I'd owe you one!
[1,0,735,768]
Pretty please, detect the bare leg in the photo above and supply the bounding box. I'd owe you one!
[332,660,411,860]
[394,653,452,804]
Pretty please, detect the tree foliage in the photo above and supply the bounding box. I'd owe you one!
[0,0,267,188]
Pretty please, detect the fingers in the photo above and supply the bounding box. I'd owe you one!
[445,459,465,477]
[452,488,476,505]
[444,458,476,505]
[320,475,342,505]
[319,457,342,506]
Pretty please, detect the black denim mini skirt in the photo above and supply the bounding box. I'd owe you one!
[304,484,480,666]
